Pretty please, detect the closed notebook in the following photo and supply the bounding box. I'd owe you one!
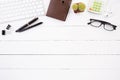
[46,0,72,21]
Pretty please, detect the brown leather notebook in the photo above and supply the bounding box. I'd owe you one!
[46,0,72,21]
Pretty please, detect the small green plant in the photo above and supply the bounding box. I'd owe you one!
[72,2,86,13]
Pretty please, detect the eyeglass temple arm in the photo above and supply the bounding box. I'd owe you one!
[87,22,91,25]
[90,19,103,22]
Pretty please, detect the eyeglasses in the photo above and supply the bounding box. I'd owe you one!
[88,19,117,31]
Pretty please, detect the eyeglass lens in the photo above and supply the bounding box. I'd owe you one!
[104,24,115,31]
[90,21,102,27]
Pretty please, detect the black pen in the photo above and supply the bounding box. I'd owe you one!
[16,17,39,32]
[17,22,43,32]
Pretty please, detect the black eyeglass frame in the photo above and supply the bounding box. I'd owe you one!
[88,19,117,31]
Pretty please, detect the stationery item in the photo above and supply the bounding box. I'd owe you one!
[103,0,113,17]
[88,19,117,31]
[0,0,44,23]
[16,18,43,32]
[46,0,72,21]
[88,0,104,14]
[104,11,113,18]
[1,24,12,36]
[6,24,12,30]
[2,30,6,35]
[72,2,86,13]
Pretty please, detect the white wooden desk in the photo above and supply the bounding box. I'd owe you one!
[0,0,120,54]
[0,0,120,80]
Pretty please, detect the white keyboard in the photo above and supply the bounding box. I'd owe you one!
[0,0,45,23]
